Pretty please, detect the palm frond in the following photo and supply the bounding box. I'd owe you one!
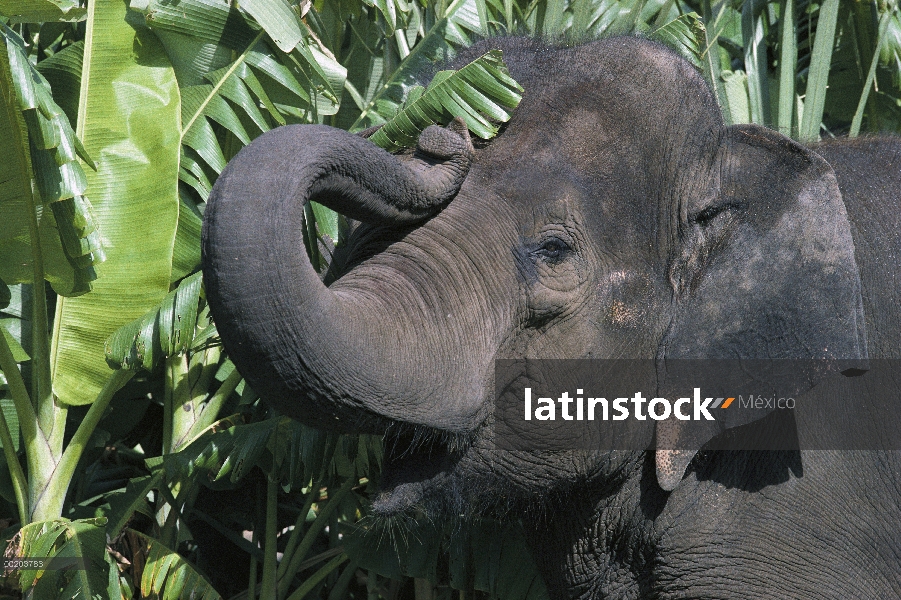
[105,271,204,372]
[649,12,706,69]
[348,0,502,132]
[127,529,222,600]
[368,49,523,151]
[0,25,102,296]
[12,518,109,598]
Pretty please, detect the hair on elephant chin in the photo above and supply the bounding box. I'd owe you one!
[382,420,476,461]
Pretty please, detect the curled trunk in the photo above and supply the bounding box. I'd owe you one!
[202,122,480,432]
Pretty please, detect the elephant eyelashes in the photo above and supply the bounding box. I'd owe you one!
[534,238,571,263]
[691,202,741,227]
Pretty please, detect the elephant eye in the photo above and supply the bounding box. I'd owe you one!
[535,238,570,262]
[693,202,740,226]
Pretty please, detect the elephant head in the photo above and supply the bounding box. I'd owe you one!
[202,37,867,512]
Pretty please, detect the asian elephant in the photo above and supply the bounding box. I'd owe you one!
[202,36,901,599]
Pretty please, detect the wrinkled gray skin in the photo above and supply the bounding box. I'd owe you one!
[203,37,901,599]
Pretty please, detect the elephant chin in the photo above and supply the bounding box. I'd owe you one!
[372,474,443,515]
[371,426,466,514]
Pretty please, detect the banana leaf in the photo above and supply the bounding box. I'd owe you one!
[50,0,180,406]
[0,26,102,297]
[368,49,522,151]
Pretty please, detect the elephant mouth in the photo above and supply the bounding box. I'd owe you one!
[372,425,470,514]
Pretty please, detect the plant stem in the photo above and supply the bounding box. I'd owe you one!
[176,352,235,450]
[24,185,53,448]
[276,483,320,582]
[414,578,435,600]
[30,368,133,521]
[0,406,27,525]
[194,367,241,432]
[160,483,198,549]
[326,559,360,600]
[798,0,840,142]
[302,202,322,270]
[249,476,264,597]
[652,0,676,29]
[155,478,187,548]
[162,354,187,455]
[701,0,731,125]
[850,10,892,137]
[258,476,279,600]
[367,570,378,600]
[777,0,797,137]
[170,346,222,453]
[276,475,355,598]
[284,553,348,600]
[628,0,649,32]
[22,77,66,519]
[742,0,770,126]
[0,322,51,523]
[394,28,410,58]
[0,324,38,444]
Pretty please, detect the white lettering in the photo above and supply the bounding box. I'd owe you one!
[648,398,671,420]
[523,388,728,423]
[524,388,532,420]
[588,398,608,420]
[694,388,715,421]
[613,398,629,420]
[631,392,647,420]
[536,397,555,420]
[674,397,691,420]
[559,392,574,420]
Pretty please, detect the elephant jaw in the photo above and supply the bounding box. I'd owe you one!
[371,424,467,514]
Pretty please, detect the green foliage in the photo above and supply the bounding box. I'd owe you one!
[0,1,899,599]
[11,517,110,599]
[368,50,522,150]
[696,0,901,135]
[49,0,180,408]
[101,472,162,538]
[798,0,840,141]
[105,272,204,372]
[0,0,85,23]
[650,12,706,68]
[127,529,222,600]
[347,517,547,600]
[0,25,101,297]
[157,415,382,490]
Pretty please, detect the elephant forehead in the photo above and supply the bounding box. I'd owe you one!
[478,113,667,214]
[479,130,628,196]
[481,165,597,223]
[477,41,723,191]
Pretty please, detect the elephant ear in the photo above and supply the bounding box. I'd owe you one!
[655,124,868,491]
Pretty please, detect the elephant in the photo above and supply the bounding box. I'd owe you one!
[202,36,901,599]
